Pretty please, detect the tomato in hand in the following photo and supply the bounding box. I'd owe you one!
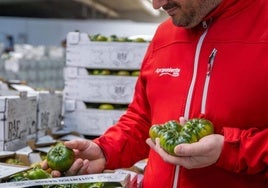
[183,118,214,140]
[149,120,181,143]
[149,118,214,156]
[47,143,75,172]
[159,130,182,155]
[149,124,164,143]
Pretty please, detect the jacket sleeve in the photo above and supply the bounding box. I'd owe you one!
[216,127,268,177]
[93,42,154,170]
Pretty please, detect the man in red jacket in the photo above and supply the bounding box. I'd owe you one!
[43,0,268,187]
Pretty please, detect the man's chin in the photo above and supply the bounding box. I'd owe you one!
[171,18,198,29]
[171,19,187,28]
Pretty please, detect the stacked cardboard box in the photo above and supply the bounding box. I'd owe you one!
[63,32,149,136]
[0,87,63,151]
[0,92,37,151]
[35,90,63,138]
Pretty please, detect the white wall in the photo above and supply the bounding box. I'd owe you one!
[0,17,161,46]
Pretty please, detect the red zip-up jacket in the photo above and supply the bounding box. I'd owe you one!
[95,0,268,187]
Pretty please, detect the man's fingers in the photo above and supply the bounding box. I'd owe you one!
[174,141,209,157]
[51,170,61,177]
[77,159,90,174]
[64,139,89,151]
[174,135,216,156]
[64,158,85,176]
[40,159,48,169]
[146,138,156,149]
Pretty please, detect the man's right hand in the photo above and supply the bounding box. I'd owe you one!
[41,139,106,177]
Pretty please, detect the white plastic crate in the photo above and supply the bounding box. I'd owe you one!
[66,32,148,70]
[64,67,137,104]
[63,99,126,136]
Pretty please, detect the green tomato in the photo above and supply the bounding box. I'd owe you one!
[149,120,181,144]
[26,167,51,180]
[159,130,181,155]
[8,172,29,182]
[163,120,182,132]
[185,118,214,140]
[150,118,214,156]
[5,158,25,166]
[96,35,108,42]
[78,182,104,188]
[46,184,79,188]
[132,37,146,42]
[107,35,119,42]
[98,104,114,110]
[117,70,130,76]
[149,124,164,143]
[131,70,140,76]
[92,69,111,75]
[47,143,75,172]
[179,130,198,143]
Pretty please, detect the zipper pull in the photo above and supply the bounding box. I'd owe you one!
[202,21,208,29]
[207,48,217,76]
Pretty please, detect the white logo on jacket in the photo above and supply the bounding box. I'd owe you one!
[155,68,180,77]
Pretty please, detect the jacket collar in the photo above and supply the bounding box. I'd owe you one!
[204,0,254,21]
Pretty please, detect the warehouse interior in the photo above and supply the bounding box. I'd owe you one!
[0,1,161,182]
[0,0,168,22]
[0,0,169,46]
[0,1,266,187]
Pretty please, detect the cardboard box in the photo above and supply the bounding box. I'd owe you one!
[63,100,126,136]
[0,171,130,187]
[64,66,137,104]
[0,88,64,138]
[105,169,139,188]
[0,93,37,151]
[66,32,148,70]
[0,162,31,182]
[36,90,63,137]
[0,147,41,182]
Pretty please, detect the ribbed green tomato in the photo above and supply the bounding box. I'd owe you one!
[149,124,164,143]
[149,120,181,143]
[8,172,29,182]
[159,130,181,155]
[184,118,214,140]
[164,120,182,132]
[179,131,198,143]
[47,143,75,172]
[149,118,214,156]
[25,167,51,180]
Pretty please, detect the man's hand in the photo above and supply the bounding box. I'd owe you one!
[41,139,106,177]
[146,134,224,169]
[146,116,224,169]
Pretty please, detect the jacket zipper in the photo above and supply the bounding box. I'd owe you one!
[183,26,208,120]
[173,21,209,188]
[201,48,217,114]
